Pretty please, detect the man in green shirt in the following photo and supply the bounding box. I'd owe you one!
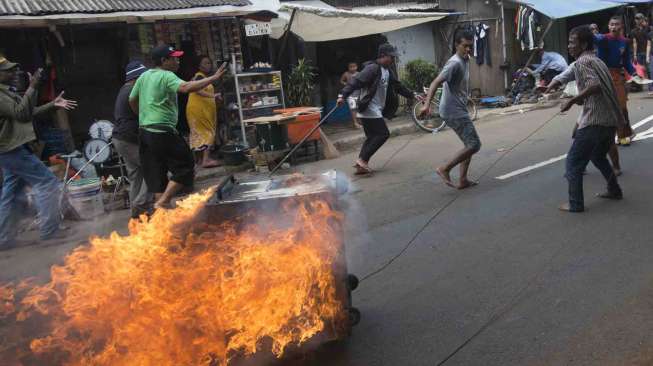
[128,45,225,210]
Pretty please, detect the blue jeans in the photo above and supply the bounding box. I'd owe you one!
[0,145,62,245]
[566,126,621,211]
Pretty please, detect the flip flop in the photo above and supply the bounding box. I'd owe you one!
[436,169,456,188]
[457,181,479,190]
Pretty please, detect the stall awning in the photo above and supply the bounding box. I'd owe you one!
[0,0,277,27]
[270,3,454,42]
[508,0,622,19]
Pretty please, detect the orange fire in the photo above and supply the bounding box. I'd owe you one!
[1,188,347,365]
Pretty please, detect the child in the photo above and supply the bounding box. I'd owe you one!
[340,62,362,129]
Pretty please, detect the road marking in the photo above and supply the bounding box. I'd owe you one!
[631,114,653,129]
[495,154,567,180]
[495,114,653,180]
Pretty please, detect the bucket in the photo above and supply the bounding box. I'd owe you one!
[67,178,104,219]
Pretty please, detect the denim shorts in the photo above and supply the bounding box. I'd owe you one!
[445,116,481,150]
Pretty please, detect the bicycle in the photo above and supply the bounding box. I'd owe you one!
[411,87,478,133]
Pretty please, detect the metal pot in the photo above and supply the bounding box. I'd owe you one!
[219,144,247,166]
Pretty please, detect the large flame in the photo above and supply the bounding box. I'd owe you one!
[1,188,347,365]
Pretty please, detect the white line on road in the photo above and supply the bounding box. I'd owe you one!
[631,114,653,129]
[494,114,653,180]
[495,154,567,180]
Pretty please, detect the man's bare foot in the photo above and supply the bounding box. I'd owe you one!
[436,167,455,188]
[457,180,479,190]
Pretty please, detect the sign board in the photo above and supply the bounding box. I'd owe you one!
[245,23,271,37]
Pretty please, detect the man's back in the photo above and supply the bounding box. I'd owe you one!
[113,83,139,143]
[130,68,183,132]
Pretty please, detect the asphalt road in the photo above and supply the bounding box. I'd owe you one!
[298,94,653,366]
[2,95,653,366]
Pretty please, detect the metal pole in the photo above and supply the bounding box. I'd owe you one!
[500,1,508,90]
[234,53,249,147]
[269,106,339,176]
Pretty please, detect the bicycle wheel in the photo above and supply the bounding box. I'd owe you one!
[412,99,446,133]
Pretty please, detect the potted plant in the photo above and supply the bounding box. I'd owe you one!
[402,59,439,92]
[285,58,317,107]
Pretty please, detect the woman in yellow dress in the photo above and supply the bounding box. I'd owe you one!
[186,55,222,168]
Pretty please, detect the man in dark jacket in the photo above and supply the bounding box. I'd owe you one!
[113,61,153,219]
[337,43,418,174]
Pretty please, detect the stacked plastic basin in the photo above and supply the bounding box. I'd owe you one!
[273,107,321,145]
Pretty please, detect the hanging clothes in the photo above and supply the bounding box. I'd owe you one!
[474,23,491,66]
[515,6,541,51]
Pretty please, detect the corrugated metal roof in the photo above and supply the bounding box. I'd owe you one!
[0,0,251,16]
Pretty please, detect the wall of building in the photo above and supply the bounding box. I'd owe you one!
[437,0,507,96]
[384,22,436,68]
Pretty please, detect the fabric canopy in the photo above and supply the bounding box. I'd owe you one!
[508,0,622,19]
[271,3,452,42]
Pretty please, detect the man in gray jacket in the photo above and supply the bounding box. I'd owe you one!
[0,57,77,249]
[338,43,419,175]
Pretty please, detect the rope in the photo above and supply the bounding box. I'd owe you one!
[353,109,564,363]
[359,109,563,283]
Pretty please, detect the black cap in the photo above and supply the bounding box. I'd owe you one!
[151,44,184,60]
[378,43,399,58]
[125,61,147,81]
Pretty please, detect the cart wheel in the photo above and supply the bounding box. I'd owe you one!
[347,274,359,291]
[349,307,361,326]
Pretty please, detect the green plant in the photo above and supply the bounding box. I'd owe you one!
[285,58,317,107]
[402,59,439,92]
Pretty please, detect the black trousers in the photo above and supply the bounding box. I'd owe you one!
[139,129,195,193]
[566,126,621,211]
[359,117,390,162]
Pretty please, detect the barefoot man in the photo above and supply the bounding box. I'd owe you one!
[419,30,481,189]
[542,25,625,212]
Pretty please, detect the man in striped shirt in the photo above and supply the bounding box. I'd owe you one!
[542,25,625,212]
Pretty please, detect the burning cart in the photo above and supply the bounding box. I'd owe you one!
[202,170,361,340]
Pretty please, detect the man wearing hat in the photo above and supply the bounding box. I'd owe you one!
[113,61,153,218]
[337,43,419,175]
[0,57,77,250]
[128,45,226,210]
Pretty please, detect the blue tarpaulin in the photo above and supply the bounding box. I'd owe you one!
[509,0,623,19]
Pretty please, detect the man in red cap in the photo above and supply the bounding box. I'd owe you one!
[129,45,226,210]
